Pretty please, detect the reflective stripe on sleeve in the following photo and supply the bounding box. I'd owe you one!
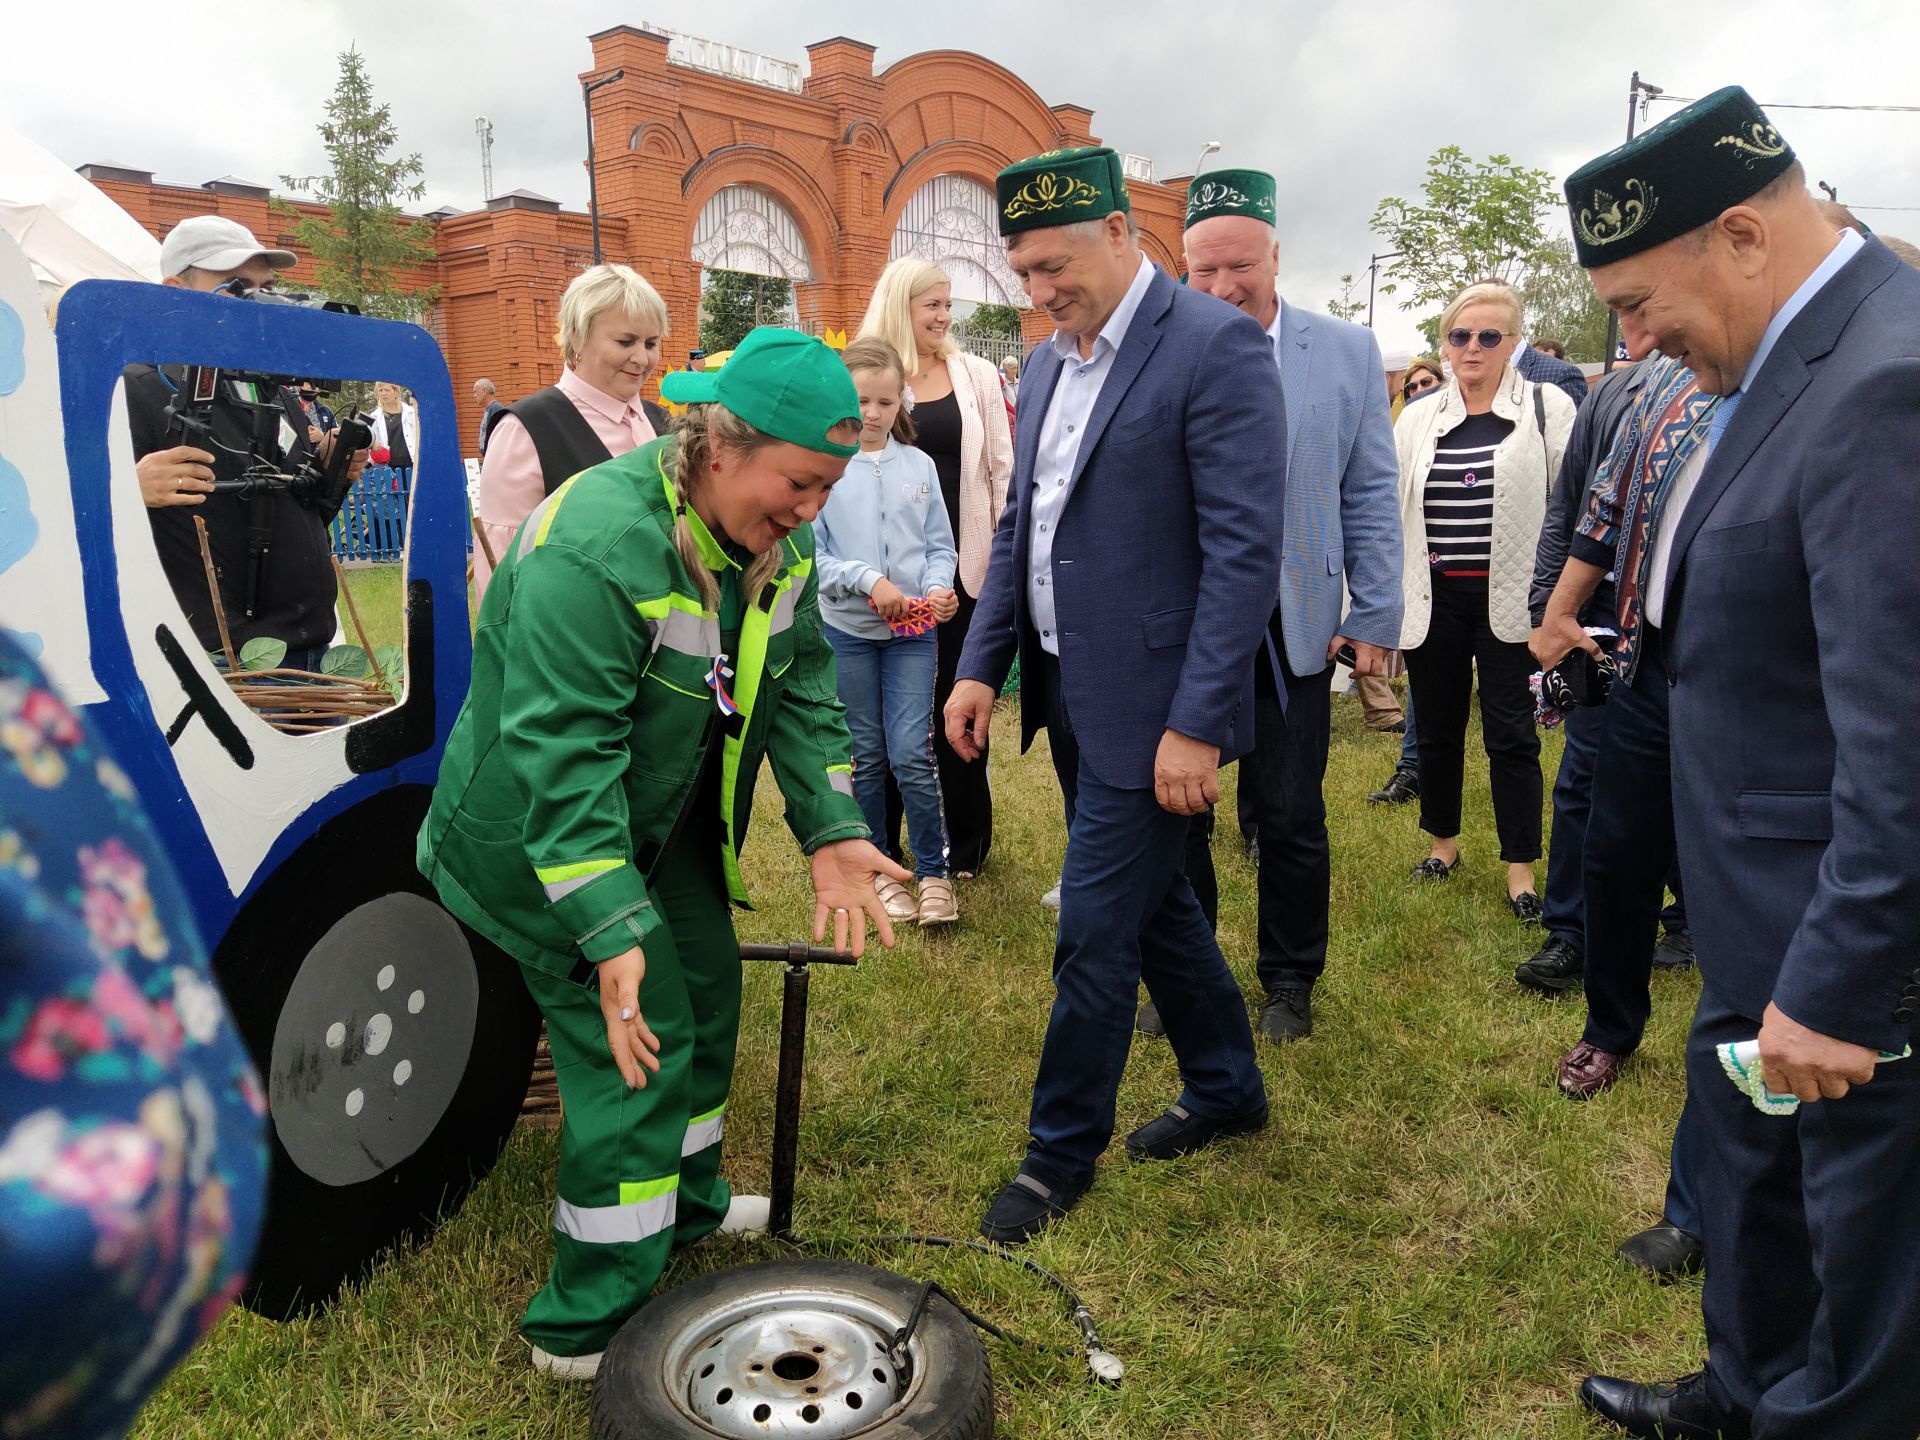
[681,1103,726,1156]
[516,475,581,560]
[535,857,624,902]
[826,764,855,798]
[554,1174,679,1245]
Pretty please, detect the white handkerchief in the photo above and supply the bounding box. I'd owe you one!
[1716,1038,1912,1116]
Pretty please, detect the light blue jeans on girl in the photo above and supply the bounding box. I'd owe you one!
[824,626,947,879]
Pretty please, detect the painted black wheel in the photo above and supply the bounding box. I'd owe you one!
[213,784,541,1317]
[591,1260,994,1439]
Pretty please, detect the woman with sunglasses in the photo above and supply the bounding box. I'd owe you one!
[1391,281,1575,919]
[1401,356,1445,405]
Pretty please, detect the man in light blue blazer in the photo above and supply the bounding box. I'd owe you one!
[1173,168,1403,1044]
[945,146,1284,1244]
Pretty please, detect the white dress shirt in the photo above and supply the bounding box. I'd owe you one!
[1645,227,1863,626]
[1027,255,1157,654]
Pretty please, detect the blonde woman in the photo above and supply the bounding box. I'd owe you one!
[472,264,669,598]
[368,382,420,470]
[856,258,1013,875]
[1393,280,1575,917]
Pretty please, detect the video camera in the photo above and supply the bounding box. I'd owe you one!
[161,365,371,515]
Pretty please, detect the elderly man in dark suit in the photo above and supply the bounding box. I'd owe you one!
[1549,87,1920,1440]
[945,146,1284,1243]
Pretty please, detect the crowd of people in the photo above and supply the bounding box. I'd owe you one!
[6,79,1918,1440]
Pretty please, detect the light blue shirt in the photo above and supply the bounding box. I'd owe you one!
[812,437,958,641]
[1736,226,1864,400]
[1027,254,1157,655]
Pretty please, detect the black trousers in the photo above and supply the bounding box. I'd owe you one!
[1188,664,1335,992]
[1689,987,1920,1437]
[1402,581,1542,861]
[884,584,993,874]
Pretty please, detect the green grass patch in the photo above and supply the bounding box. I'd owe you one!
[135,688,1700,1438]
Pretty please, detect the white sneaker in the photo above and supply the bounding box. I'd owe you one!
[530,1344,601,1381]
[1040,881,1062,909]
[718,1193,771,1235]
[917,876,959,926]
[874,876,919,923]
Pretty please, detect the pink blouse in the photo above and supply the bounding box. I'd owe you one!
[471,367,656,600]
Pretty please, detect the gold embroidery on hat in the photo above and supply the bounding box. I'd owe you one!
[1003,171,1103,221]
[1187,180,1275,220]
[1577,179,1658,248]
[1714,123,1787,167]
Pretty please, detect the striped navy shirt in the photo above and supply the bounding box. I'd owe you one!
[1422,412,1514,580]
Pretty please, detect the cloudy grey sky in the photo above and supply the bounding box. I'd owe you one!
[8,0,1918,353]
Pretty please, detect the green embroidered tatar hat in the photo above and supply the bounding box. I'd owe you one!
[996,146,1130,237]
[661,327,861,458]
[1565,85,1797,268]
[1184,168,1277,228]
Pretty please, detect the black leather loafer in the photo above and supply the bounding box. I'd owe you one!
[1616,1222,1705,1281]
[1412,855,1462,880]
[1515,935,1584,994]
[1124,1101,1269,1160]
[979,1169,1090,1245]
[1578,1371,1743,1438]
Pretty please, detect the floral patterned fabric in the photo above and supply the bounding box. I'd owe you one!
[0,636,266,1439]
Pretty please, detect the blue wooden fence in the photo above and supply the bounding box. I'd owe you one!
[330,465,412,563]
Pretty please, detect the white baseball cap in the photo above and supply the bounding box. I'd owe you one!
[159,215,297,277]
[1380,347,1413,371]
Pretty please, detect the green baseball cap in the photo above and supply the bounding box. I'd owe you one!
[661,327,861,458]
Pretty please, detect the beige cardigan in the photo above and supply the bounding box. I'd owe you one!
[940,351,1015,596]
[1393,365,1576,648]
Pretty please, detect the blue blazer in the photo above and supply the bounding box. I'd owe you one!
[1664,238,1920,1051]
[957,265,1286,789]
[1516,343,1591,410]
[1270,302,1402,677]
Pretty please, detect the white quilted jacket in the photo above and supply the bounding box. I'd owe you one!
[1393,365,1577,647]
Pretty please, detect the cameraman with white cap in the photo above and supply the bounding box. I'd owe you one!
[125,216,359,670]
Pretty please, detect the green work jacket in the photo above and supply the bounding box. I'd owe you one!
[418,436,867,979]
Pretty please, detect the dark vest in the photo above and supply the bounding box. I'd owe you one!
[507,386,670,496]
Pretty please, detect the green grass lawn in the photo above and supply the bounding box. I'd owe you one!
[135,682,1703,1439]
[337,563,408,653]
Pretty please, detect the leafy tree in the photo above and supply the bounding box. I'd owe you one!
[1521,237,1611,362]
[1326,273,1365,323]
[277,46,438,321]
[1369,147,1560,335]
[964,302,1022,338]
[700,269,794,353]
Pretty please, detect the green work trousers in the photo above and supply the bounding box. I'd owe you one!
[518,828,741,1357]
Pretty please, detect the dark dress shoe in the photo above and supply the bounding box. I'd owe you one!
[1514,935,1584,994]
[1257,987,1312,1042]
[1578,1372,1741,1439]
[1368,769,1419,805]
[979,1169,1090,1245]
[1136,997,1166,1037]
[1617,1222,1705,1281]
[1558,1040,1626,1099]
[1411,855,1461,880]
[1125,1101,1268,1160]
[1509,890,1544,925]
[1653,926,1696,971]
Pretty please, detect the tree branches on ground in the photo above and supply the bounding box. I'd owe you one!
[1370,146,1561,345]
[277,46,439,322]
[700,269,795,353]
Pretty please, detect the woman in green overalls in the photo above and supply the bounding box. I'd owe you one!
[418,328,910,1378]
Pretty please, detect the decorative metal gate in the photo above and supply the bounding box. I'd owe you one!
[889,176,1025,307]
[691,186,815,280]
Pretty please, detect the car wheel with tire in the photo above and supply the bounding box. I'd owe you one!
[591,1259,994,1439]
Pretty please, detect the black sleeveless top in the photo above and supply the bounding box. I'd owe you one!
[912,389,964,533]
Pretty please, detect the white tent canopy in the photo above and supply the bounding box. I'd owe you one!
[0,123,160,306]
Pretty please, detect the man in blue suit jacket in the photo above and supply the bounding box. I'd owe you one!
[1513,337,1591,409]
[945,146,1284,1243]
[1176,168,1402,1044]
[1558,88,1920,1440]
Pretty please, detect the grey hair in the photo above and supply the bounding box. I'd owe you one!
[1059,211,1140,245]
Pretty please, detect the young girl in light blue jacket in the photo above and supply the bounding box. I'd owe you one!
[814,337,960,926]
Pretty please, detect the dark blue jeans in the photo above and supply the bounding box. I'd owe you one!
[1542,701,1605,950]
[1396,686,1419,774]
[824,626,946,878]
[1026,652,1266,1188]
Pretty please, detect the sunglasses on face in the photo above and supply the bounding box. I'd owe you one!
[1404,374,1441,395]
[1447,328,1512,350]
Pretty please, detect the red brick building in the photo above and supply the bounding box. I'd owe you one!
[85,28,1191,449]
